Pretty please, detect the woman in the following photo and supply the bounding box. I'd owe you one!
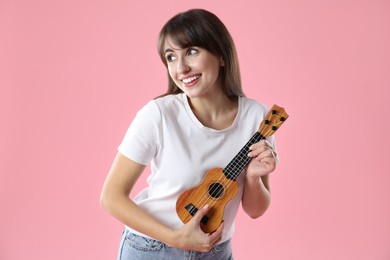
[100,9,278,260]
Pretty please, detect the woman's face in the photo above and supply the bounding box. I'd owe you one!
[163,37,224,99]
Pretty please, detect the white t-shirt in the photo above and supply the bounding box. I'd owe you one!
[118,93,276,243]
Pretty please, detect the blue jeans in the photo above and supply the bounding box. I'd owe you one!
[118,229,234,260]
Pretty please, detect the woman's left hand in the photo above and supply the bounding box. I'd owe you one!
[246,140,277,179]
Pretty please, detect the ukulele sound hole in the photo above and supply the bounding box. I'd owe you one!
[208,182,224,199]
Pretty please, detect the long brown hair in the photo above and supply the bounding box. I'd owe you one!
[157,9,244,99]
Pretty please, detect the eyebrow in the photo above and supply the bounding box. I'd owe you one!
[164,48,175,54]
[164,46,185,54]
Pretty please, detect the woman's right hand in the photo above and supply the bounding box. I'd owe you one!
[169,205,224,252]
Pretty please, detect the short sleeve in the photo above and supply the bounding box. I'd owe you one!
[118,100,161,165]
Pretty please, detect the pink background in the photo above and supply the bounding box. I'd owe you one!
[1,0,389,259]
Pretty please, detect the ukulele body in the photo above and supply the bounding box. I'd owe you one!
[176,168,238,233]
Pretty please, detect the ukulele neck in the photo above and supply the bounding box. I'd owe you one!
[223,132,264,181]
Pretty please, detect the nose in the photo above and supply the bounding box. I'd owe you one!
[177,57,190,74]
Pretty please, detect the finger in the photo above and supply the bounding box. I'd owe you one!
[264,139,274,148]
[248,141,271,157]
[259,157,277,169]
[249,140,268,151]
[269,149,277,160]
[248,145,266,157]
[200,221,223,253]
[264,141,277,159]
[210,236,222,249]
[209,221,224,244]
[211,220,224,236]
[255,149,276,161]
[192,204,210,224]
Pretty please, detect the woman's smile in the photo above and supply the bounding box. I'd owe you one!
[181,74,201,87]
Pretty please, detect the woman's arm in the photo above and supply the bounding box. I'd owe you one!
[100,152,223,252]
[241,140,276,218]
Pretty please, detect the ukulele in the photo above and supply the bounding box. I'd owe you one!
[176,104,289,233]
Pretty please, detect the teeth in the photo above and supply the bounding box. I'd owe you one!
[182,75,200,84]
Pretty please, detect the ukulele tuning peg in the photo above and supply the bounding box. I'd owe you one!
[258,104,289,138]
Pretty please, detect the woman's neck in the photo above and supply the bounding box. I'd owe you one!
[187,92,238,130]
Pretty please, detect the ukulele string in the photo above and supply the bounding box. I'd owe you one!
[202,113,285,209]
[186,134,260,216]
[187,132,263,216]
[204,133,265,210]
[191,132,264,215]
[204,124,279,212]
[188,112,285,218]
[208,115,285,201]
[203,112,286,212]
[187,118,279,217]
[200,117,285,212]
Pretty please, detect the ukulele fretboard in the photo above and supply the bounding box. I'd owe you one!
[223,132,264,180]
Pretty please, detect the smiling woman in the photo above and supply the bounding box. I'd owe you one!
[100,8,279,260]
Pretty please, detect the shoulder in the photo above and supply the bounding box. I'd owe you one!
[134,94,184,125]
[240,96,269,117]
[153,94,183,112]
[136,94,182,119]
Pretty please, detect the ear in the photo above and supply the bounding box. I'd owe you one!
[220,57,225,67]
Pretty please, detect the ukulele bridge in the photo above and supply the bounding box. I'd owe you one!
[184,203,209,225]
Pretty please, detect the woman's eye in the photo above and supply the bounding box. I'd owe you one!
[166,55,177,62]
[188,48,198,55]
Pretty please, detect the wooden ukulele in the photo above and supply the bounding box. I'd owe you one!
[176,104,289,233]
